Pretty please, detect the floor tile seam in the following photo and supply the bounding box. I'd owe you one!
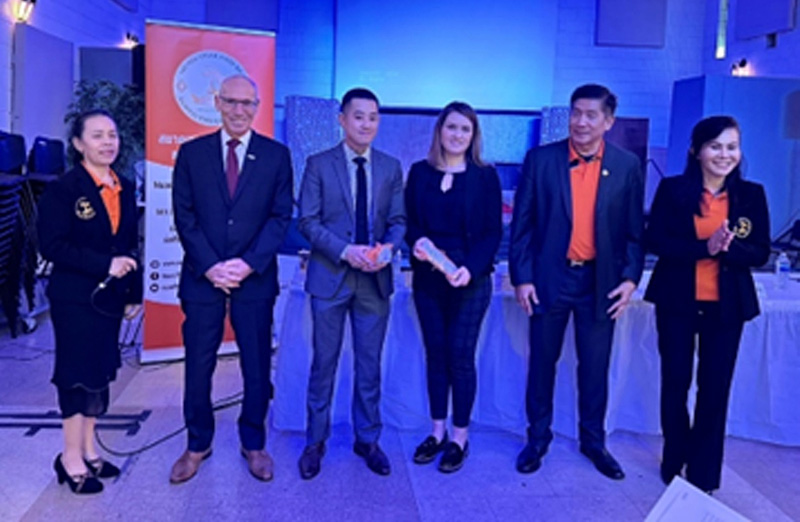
[720,465,799,520]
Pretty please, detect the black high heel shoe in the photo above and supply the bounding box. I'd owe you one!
[84,457,121,479]
[54,454,103,494]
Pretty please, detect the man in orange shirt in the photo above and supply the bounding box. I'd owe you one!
[510,84,644,479]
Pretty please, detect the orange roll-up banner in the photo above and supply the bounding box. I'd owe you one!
[142,21,275,362]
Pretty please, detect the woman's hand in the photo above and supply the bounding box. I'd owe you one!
[447,266,472,288]
[109,256,137,278]
[124,304,142,320]
[413,237,433,262]
[707,219,735,256]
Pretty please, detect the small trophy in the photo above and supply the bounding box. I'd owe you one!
[417,238,458,277]
[366,243,393,265]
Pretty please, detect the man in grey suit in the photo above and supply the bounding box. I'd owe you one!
[297,88,406,479]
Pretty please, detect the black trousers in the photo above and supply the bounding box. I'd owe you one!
[525,263,615,450]
[656,302,743,491]
[413,273,491,428]
[181,297,275,452]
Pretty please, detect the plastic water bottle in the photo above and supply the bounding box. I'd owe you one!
[775,251,791,289]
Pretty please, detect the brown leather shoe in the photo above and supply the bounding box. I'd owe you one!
[241,448,274,482]
[169,449,212,484]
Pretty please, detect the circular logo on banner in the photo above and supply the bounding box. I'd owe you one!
[173,51,247,126]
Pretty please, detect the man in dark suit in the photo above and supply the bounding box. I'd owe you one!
[170,75,293,484]
[297,88,405,479]
[510,84,644,479]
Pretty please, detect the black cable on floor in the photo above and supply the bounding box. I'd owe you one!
[94,391,244,457]
[0,348,54,361]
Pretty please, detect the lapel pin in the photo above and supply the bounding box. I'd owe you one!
[601,169,610,177]
[247,154,256,161]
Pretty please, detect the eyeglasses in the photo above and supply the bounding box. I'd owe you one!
[218,96,259,110]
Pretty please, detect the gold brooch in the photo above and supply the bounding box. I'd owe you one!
[733,216,752,238]
[75,197,96,220]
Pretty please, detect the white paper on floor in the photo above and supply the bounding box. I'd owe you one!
[645,477,750,522]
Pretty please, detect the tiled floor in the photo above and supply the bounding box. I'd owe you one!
[1,317,798,522]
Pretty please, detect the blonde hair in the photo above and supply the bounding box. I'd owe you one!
[426,101,485,169]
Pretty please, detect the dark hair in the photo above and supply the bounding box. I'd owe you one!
[570,84,617,116]
[340,88,379,112]
[427,101,485,168]
[68,109,117,164]
[683,115,743,216]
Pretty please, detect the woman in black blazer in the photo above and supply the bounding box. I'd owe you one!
[645,116,770,493]
[405,102,502,472]
[38,109,142,494]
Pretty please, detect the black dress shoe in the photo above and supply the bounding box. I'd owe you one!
[84,457,121,479]
[580,446,625,480]
[413,432,448,464]
[516,443,547,474]
[438,441,469,473]
[54,454,103,494]
[299,443,325,480]
[353,441,391,476]
[659,462,682,485]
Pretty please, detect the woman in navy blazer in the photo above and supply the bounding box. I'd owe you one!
[38,110,142,494]
[405,102,502,472]
[645,116,770,493]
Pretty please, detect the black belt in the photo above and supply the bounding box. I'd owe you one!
[566,259,595,268]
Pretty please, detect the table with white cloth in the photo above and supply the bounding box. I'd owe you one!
[272,269,800,445]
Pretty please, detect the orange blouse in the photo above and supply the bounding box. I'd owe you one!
[84,163,122,235]
[694,190,729,301]
[566,140,604,262]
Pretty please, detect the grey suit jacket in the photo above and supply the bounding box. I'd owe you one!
[298,143,406,300]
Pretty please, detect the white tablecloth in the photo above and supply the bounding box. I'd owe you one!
[273,270,800,445]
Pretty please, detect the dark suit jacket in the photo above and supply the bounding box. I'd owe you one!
[404,160,502,279]
[298,143,406,300]
[509,139,645,320]
[644,175,770,322]
[172,130,293,303]
[38,164,141,308]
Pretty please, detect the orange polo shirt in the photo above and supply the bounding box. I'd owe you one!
[84,162,122,235]
[567,140,604,261]
[694,190,728,301]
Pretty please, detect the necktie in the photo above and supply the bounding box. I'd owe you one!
[354,156,368,245]
[226,138,240,198]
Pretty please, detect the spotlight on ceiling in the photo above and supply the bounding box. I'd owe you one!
[731,58,751,77]
[14,0,36,24]
[123,32,140,50]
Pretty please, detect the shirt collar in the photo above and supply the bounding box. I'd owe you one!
[702,187,728,200]
[221,128,252,150]
[83,161,121,192]
[342,141,371,164]
[568,139,605,164]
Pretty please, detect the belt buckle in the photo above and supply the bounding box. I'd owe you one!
[569,259,585,267]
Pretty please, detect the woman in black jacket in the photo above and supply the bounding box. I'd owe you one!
[38,109,142,494]
[405,102,502,472]
[645,115,770,493]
